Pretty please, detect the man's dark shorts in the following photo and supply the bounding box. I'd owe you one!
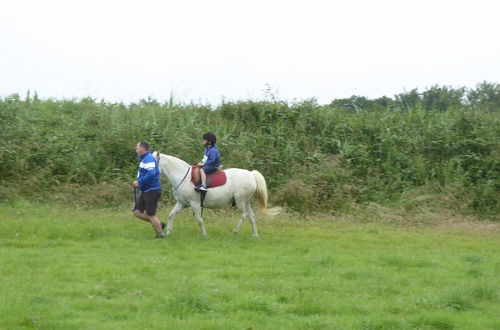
[137,189,161,216]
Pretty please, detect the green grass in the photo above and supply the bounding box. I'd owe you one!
[0,202,499,329]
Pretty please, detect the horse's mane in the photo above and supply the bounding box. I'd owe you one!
[153,151,189,170]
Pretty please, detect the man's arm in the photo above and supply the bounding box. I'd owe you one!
[138,162,157,186]
[138,169,155,186]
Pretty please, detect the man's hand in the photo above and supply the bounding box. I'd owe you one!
[132,181,139,187]
[197,162,204,167]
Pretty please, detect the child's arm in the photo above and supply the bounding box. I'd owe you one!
[203,149,218,167]
[198,153,208,167]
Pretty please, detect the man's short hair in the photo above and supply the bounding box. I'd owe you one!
[138,141,150,151]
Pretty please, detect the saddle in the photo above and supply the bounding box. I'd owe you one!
[191,165,227,188]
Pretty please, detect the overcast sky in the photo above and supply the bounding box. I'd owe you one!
[1,0,499,105]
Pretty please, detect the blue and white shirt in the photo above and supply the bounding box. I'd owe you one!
[137,152,161,192]
[202,145,220,168]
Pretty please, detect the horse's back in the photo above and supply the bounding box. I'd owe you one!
[224,168,257,192]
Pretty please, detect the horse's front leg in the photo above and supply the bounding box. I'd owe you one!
[190,201,208,236]
[166,202,185,236]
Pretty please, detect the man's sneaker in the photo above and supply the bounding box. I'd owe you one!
[194,185,201,192]
[155,231,166,239]
[199,184,208,192]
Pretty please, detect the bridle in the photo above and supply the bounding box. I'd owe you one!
[156,151,191,192]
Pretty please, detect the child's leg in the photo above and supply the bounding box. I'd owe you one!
[194,167,201,185]
[200,168,207,186]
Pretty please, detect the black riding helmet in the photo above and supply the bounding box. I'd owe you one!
[202,132,217,145]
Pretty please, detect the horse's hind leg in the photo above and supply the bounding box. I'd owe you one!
[232,199,248,234]
[246,203,259,238]
[166,202,185,236]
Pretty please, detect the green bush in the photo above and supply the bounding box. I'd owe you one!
[0,83,498,217]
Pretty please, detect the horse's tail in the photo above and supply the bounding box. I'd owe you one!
[252,170,281,216]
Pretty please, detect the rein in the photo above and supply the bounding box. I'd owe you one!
[172,166,191,192]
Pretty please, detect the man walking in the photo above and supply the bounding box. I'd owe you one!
[132,141,165,238]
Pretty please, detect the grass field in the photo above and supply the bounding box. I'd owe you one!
[0,202,499,329]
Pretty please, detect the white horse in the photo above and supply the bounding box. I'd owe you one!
[152,152,276,238]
